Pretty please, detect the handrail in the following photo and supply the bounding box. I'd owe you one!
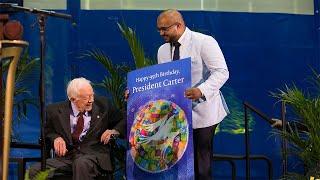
[243,101,275,180]
[244,101,289,177]
[243,101,274,124]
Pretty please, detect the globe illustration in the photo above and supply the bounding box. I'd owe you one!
[129,99,189,173]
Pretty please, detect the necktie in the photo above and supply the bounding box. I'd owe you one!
[72,111,84,144]
[172,42,181,60]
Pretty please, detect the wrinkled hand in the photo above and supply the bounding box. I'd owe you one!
[185,88,202,100]
[54,137,67,157]
[100,129,120,144]
[124,89,129,102]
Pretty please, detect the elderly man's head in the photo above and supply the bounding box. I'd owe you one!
[67,77,94,112]
[157,9,186,43]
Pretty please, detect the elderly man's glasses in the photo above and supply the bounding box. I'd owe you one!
[78,94,94,102]
[157,23,177,32]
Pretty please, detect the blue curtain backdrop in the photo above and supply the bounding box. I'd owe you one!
[8,6,319,180]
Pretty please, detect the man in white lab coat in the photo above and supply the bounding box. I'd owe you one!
[157,9,229,179]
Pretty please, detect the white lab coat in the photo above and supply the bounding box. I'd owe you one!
[157,27,229,129]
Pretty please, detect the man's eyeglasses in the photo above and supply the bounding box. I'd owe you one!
[78,94,94,101]
[157,23,177,32]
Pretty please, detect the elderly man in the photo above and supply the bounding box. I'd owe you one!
[29,77,125,180]
[156,9,229,179]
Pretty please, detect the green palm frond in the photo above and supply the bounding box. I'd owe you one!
[81,49,118,76]
[272,72,320,178]
[25,168,54,180]
[15,58,40,88]
[100,75,126,110]
[81,49,128,111]
[305,67,320,95]
[14,98,39,121]
[117,22,155,68]
[3,49,40,97]
[279,172,309,180]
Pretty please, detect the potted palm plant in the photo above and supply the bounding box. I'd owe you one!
[272,70,320,179]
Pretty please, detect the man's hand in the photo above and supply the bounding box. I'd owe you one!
[54,137,67,157]
[185,88,203,100]
[100,129,120,144]
[271,118,283,128]
[124,89,129,102]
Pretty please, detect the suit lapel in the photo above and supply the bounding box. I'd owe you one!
[58,101,72,143]
[85,103,104,138]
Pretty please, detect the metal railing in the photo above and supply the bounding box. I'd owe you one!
[212,101,275,179]
[243,101,274,180]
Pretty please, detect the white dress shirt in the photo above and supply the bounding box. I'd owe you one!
[158,27,229,129]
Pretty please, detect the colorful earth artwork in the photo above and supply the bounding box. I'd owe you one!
[129,99,189,173]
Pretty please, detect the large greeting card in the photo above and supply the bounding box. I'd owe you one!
[126,58,193,180]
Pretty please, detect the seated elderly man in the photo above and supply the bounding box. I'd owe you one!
[29,77,125,180]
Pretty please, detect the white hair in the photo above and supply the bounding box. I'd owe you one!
[66,77,91,100]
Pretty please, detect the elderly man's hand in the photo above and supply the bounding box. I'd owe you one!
[100,129,120,144]
[54,137,67,157]
[185,88,203,100]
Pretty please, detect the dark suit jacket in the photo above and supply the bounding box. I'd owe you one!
[45,96,125,171]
